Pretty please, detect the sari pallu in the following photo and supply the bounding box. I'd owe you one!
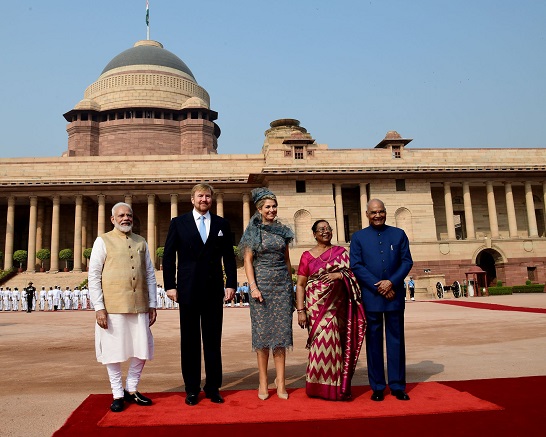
[304,246,366,400]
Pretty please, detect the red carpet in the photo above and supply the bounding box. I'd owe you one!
[54,376,545,437]
[433,300,546,314]
[97,382,500,427]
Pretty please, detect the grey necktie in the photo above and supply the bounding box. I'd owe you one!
[199,215,207,243]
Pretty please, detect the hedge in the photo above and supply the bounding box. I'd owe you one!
[488,286,513,296]
[512,284,545,293]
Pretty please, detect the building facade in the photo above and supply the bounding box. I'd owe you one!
[1,40,546,288]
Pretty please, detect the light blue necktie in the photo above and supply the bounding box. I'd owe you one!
[199,215,207,243]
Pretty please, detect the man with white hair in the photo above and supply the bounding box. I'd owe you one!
[89,202,157,413]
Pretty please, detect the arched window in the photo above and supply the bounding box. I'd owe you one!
[394,207,414,241]
[294,209,313,245]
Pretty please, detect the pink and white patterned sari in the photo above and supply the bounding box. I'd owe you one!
[298,246,366,400]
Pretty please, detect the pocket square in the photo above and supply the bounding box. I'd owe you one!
[218,230,224,236]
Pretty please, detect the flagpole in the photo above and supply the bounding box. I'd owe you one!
[146,0,150,40]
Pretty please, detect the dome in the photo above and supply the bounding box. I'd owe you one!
[101,40,196,81]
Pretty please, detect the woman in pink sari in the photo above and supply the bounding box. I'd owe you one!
[296,220,366,400]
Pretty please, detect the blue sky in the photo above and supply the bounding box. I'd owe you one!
[1,0,545,158]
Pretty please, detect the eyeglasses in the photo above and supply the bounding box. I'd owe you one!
[315,227,332,233]
[368,210,386,216]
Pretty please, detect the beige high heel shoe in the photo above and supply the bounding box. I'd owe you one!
[258,385,269,400]
[274,379,289,400]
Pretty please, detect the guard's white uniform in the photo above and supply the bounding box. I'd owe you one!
[47,288,55,310]
[21,290,28,311]
[72,288,81,310]
[0,289,3,311]
[3,289,10,311]
[53,287,62,310]
[39,288,47,311]
[81,287,89,309]
[156,286,163,309]
[12,289,20,311]
[63,288,72,310]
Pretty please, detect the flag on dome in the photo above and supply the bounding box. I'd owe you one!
[146,1,149,26]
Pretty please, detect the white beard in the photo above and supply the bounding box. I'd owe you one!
[114,223,132,233]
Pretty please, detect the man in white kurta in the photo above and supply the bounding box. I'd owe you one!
[89,202,157,413]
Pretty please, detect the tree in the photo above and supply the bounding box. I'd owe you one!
[59,248,73,271]
[156,246,164,269]
[83,248,93,271]
[36,248,51,270]
[13,250,28,270]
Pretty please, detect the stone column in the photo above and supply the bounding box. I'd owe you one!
[216,193,224,217]
[359,183,368,228]
[147,194,156,266]
[486,181,499,238]
[334,184,346,243]
[525,181,538,237]
[4,196,15,270]
[170,194,178,219]
[443,183,456,240]
[36,200,45,264]
[73,195,83,272]
[81,199,88,267]
[462,182,475,239]
[50,196,60,273]
[242,193,250,231]
[27,196,38,272]
[97,194,106,236]
[124,194,132,208]
[504,182,518,237]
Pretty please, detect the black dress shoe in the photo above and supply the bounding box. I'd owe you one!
[110,398,125,412]
[206,392,225,404]
[371,390,384,401]
[391,389,410,400]
[124,389,153,406]
[185,393,199,406]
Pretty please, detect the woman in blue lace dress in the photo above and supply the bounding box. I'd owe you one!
[239,187,294,400]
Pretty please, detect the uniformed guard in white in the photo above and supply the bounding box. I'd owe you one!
[81,286,90,310]
[40,287,47,311]
[73,286,81,310]
[47,287,55,311]
[21,289,28,312]
[53,286,62,311]
[11,288,20,311]
[63,287,72,310]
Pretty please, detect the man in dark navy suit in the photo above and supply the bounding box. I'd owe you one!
[350,198,413,401]
[163,183,237,406]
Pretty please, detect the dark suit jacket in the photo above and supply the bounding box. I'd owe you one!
[350,224,413,312]
[162,212,237,305]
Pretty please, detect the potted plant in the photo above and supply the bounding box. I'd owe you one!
[13,250,28,272]
[156,246,164,270]
[36,248,51,272]
[83,248,93,272]
[59,248,73,272]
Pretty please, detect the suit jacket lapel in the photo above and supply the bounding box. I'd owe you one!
[182,213,204,251]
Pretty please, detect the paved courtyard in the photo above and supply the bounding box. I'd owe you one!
[1,293,545,436]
